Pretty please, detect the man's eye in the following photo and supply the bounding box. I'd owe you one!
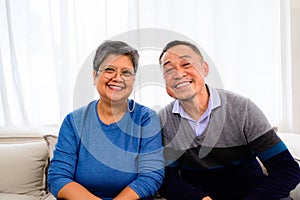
[164,67,174,74]
[182,62,191,67]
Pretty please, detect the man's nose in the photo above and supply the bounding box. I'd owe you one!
[173,67,187,79]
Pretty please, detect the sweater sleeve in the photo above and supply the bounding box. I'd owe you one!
[246,134,300,199]
[245,150,300,199]
[128,110,165,198]
[241,98,300,199]
[47,114,80,197]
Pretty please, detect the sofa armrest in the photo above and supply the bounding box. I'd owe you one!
[290,181,300,200]
[40,193,56,200]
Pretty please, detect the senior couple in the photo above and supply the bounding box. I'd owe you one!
[48,40,300,200]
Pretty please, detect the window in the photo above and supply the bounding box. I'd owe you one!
[1,0,298,132]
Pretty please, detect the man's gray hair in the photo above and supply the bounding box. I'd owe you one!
[93,40,139,73]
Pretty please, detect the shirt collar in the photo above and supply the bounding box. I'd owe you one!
[172,84,221,115]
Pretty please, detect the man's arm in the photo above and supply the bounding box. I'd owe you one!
[159,166,209,200]
[246,140,300,199]
[243,99,300,199]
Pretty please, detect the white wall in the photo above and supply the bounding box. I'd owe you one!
[291,0,300,133]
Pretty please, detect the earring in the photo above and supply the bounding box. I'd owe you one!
[128,92,135,112]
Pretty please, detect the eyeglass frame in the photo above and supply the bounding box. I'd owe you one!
[97,64,135,81]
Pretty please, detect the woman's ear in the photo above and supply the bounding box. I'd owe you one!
[93,70,98,85]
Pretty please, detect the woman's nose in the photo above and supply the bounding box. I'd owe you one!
[112,70,124,81]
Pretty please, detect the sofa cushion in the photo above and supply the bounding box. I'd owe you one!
[0,137,49,197]
[43,135,58,160]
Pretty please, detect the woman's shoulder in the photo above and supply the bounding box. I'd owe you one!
[131,100,156,114]
[130,100,161,124]
[65,100,97,125]
[71,100,97,115]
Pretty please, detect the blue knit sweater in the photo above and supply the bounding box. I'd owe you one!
[158,86,300,200]
[48,100,164,199]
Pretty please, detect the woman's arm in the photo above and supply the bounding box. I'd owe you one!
[48,115,81,197]
[126,109,165,198]
[49,114,98,199]
[58,182,102,200]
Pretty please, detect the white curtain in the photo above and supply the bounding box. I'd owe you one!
[0,0,133,126]
[0,0,295,132]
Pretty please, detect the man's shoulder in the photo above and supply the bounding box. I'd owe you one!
[158,101,175,117]
[216,88,250,105]
[217,88,245,98]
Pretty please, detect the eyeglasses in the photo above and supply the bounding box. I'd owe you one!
[98,65,135,80]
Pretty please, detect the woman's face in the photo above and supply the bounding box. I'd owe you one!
[94,54,135,104]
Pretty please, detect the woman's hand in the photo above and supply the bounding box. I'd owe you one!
[113,186,139,200]
[57,182,102,200]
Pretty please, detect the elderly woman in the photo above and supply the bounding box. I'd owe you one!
[48,40,164,200]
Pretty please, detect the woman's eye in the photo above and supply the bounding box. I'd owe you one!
[105,67,116,73]
[122,70,133,77]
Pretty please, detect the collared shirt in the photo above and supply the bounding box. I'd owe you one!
[172,85,221,136]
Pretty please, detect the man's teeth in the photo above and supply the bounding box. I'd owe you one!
[176,82,190,88]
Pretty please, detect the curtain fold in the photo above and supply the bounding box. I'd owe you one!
[0,49,12,125]
[4,0,29,125]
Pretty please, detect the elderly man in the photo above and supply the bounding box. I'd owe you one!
[158,40,300,200]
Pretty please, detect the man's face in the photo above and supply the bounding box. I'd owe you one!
[161,45,209,101]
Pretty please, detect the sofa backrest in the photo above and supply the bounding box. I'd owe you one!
[0,128,57,197]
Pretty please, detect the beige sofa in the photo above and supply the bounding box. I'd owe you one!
[0,128,299,200]
[0,127,57,200]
